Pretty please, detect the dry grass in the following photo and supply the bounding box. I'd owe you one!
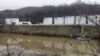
[17,25,100,36]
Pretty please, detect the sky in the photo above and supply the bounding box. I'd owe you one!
[0,0,100,10]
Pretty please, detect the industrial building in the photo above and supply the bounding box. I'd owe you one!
[5,18,32,25]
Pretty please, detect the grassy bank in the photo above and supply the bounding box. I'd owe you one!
[15,25,99,36]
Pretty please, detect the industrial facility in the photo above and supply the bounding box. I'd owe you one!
[5,18,32,25]
[43,15,100,25]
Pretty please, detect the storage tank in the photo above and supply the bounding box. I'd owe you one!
[5,18,19,25]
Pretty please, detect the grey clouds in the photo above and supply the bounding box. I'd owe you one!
[0,0,100,10]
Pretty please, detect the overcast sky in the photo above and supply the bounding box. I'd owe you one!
[0,0,100,10]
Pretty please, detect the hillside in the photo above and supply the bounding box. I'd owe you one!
[0,3,100,24]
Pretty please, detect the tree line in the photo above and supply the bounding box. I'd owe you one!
[0,3,100,24]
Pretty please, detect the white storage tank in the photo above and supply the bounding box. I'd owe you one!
[5,18,19,25]
[43,17,52,25]
[54,17,64,25]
